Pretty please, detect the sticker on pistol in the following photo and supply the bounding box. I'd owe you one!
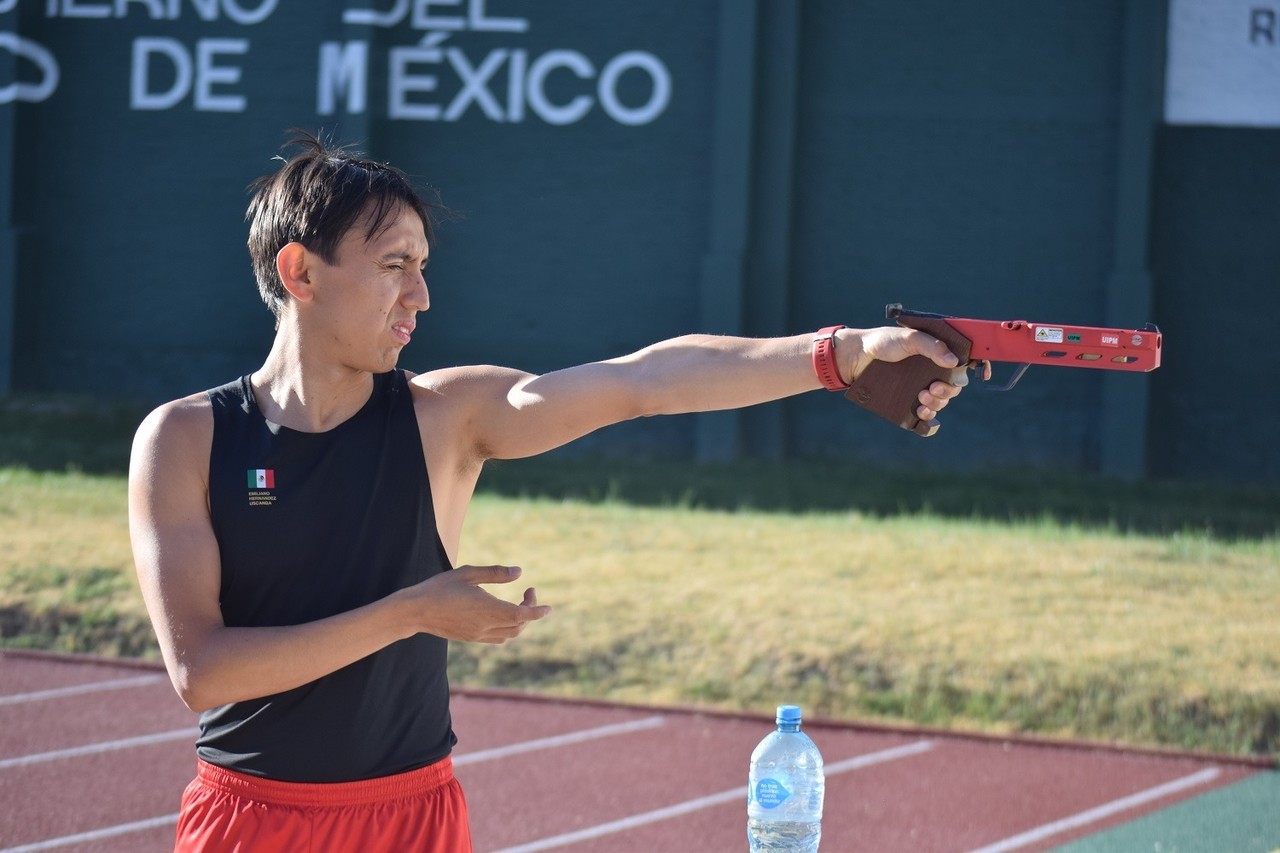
[1034,327,1065,344]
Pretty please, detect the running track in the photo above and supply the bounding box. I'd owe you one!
[1,650,1275,852]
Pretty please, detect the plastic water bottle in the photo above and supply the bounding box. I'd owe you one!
[747,704,824,852]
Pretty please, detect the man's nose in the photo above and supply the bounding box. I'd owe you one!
[405,272,429,311]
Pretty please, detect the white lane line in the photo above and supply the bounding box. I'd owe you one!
[492,739,937,853]
[0,728,196,770]
[822,739,936,774]
[0,716,661,772]
[967,766,1223,853]
[0,717,665,850]
[454,716,665,766]
[0,675,167,707]
[0,815,180,853]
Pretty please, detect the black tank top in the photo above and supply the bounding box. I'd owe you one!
[199,370,456,782]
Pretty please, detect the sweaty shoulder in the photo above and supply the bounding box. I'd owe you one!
[405,367,489,462]
[407,365,529,419]
[407,364,526,394]
[129,392,213,489]
[406,365,533,475]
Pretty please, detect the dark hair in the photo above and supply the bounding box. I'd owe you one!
[246,130,442,319]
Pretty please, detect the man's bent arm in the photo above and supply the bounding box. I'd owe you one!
[128,400,546,712]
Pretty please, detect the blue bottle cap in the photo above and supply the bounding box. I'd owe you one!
[776,705,802,725]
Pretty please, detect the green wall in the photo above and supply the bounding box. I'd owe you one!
[1149,127,1280,482]
[785,0,1133,473]
[1,1,1273,483]
[0,20,16,395]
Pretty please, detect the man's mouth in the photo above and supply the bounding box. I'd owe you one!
[391,321,415,344]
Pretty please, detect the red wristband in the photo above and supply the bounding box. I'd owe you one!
[812,325,849,391]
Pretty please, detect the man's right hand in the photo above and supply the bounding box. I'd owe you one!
[397,564,553,644]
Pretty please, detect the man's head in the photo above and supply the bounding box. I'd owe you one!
[246,130,439,321]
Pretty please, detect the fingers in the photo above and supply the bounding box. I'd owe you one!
[459,570,553,620]
[416,565,552,644]
[853,327,974,424]
[466,604,551,644]
[455,563,521,585]
[904,330,960,369]
[517,587,552,622]
[919,360,989,421]
[852,327,959,380]
[917,378,964,422]
[479,595,552,644]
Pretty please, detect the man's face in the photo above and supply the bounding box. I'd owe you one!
[306,204,431,374]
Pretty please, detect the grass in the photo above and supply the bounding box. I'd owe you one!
[1,393,1278,758]
[450,494,1280,757]
[0,468,156,657]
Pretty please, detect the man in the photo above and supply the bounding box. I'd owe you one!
[128,131,968,851]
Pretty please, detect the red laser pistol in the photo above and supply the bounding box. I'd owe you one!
[846,304,1163,437]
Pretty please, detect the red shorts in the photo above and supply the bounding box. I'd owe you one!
[174,757,472,852]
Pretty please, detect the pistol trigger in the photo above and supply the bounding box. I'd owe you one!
[985,363,1030,392]
[967,360,992,383]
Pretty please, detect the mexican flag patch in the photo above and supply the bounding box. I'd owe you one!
[248,468,275,489]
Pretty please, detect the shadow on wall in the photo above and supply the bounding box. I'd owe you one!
[3,393,1277,542]
[478,453,1280,542]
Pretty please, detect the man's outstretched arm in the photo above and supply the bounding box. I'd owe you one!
[418,326,964,464]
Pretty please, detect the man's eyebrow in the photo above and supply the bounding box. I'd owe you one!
[378,249,429,264]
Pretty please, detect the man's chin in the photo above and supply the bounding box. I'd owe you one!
[378,348,405,373]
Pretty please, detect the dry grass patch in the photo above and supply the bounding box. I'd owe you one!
[454,495,1280,755]
[0,469,154,655]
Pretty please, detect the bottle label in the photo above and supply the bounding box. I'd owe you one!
[754,777,790,809]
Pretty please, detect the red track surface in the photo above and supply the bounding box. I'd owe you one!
[0,650,1267,852]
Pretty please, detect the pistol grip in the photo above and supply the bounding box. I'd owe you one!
[843,317,973,437]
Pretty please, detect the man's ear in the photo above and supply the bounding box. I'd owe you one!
[276,242,314,303]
